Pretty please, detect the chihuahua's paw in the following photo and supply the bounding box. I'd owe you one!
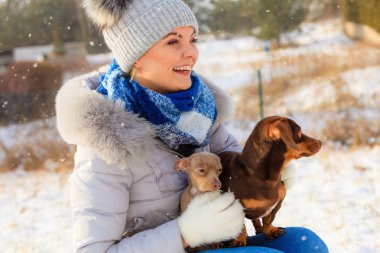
[210,242,224,249]
[263,226,285,239]
[228,238,247,248]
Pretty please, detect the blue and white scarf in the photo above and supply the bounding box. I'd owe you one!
[97,60,217,153]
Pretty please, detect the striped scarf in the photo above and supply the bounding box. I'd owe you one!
[97,60,217,155]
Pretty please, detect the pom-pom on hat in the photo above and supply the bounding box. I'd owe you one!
[82,0,199,73]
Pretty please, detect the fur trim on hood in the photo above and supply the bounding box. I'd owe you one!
[55,70,234,169]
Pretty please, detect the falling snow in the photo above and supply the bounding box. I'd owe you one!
[0,18,379,253]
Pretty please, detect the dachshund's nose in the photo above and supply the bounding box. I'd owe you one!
[313,140,322,152]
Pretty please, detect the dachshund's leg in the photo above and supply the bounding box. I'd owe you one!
[262,183,286,239]
[252,219,263,234]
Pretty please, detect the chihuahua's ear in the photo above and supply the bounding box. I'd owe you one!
[268,120,299,151]
[175,158,191,172]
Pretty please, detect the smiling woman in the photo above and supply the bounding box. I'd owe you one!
[56,0,245,252]
[55,0,328,253]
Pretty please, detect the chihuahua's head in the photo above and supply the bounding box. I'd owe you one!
[175,152,222,193]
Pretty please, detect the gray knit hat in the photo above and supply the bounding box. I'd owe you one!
[82,0,198,73]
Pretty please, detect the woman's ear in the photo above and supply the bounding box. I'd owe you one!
[131,62,142,79]
[134,60,142,69]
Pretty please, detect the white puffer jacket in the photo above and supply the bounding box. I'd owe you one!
[56,71,242,253]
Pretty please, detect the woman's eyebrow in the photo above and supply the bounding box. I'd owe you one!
[163,31,196,39]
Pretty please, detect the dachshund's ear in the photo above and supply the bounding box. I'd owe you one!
[82,0,133,29]
[175,158,191,172]
[268,120,299,151]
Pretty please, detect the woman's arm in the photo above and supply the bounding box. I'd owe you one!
[209,124,242,154]
[70,146,244,252]
[70,148,186,253]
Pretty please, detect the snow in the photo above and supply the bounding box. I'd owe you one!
[282,79,337,112]
[283,19,352,47]
[194,19,355,89]
[1,18,380,252]
[342,66,380,107]
[0,169,72,253]
[226,122,380,253]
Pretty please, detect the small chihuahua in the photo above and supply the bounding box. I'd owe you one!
[123,152,223,240]
[175,152,223,212]
[175,152,224,252]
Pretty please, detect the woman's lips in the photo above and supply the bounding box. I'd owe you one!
[173,70,191,76]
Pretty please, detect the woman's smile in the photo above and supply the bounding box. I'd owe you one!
[173,65,192,76]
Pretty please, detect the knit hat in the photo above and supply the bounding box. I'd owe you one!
[82,0,199,73]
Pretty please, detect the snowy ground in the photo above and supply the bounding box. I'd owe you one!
[1,19,380,252]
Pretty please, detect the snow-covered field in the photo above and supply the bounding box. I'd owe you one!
[1,145,378,253]
[1,19,380,252]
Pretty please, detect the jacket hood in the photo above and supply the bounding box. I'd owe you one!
[55,69,234,168]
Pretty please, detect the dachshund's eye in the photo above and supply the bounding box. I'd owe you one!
[297,130,302,139]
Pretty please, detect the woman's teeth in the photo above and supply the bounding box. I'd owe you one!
[173,66,191,71]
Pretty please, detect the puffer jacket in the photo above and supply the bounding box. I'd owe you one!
[56,70,242,253]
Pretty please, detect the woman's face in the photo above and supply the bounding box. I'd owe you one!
[133,26,199,93]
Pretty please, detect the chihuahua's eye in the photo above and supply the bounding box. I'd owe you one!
[217,168,222,174]
[197,168,206,174]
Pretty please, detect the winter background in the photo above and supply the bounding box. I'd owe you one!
[1,8,380,253]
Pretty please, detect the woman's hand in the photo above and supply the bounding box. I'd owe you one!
[177,191,245,248]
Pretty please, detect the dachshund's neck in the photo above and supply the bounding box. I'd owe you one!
[263,144,286,181]
[240,134,284,181]
[240,132,271,170]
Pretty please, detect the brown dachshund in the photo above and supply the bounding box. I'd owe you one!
[218,116,322,243]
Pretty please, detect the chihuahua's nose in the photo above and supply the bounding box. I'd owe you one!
[213,180,221,190]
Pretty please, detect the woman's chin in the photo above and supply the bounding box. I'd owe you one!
[179,82,192,91]
[173,80,192,91]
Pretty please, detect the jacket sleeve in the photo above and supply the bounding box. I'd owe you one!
[70,147,185,253]
[209,124,242,154]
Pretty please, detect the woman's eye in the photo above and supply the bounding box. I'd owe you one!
[168,40,178,45]
[191,38,199,43]
[168,38,198,45]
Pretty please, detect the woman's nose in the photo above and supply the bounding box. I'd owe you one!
[183,43,198,59]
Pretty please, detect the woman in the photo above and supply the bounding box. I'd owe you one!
[56,0,329,252]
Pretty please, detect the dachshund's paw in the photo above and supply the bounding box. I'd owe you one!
[263,226,285,239]
[255,227,263,235]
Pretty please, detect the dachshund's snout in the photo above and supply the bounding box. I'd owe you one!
[309,139,322,153]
